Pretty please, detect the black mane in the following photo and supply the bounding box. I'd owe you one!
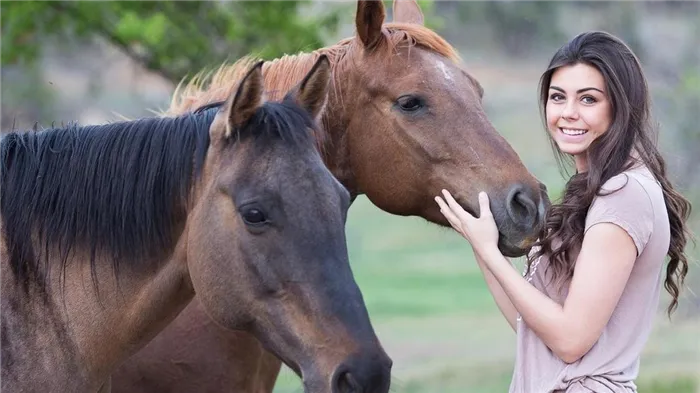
[0,109,214,291]
[0,97,317,293]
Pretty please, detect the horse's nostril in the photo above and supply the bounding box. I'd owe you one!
[506,184,538,229]
[331,351,392,393]
[334,371,358,393]
[513,193,530,218]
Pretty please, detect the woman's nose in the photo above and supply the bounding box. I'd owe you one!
[561,100,579,120]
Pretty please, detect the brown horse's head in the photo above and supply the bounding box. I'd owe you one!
[335,0,548,256]
[164,0,548,257]
[186,58,391,393]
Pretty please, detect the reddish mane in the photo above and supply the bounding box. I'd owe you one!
[162,23,461,117]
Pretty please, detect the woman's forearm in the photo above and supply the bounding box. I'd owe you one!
[479,248,576,360]
[474,252,518,331]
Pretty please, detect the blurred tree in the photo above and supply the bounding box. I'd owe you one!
[1,0,342,84]
[482,1,565,55]
[664,52,700,200]
[382,0,441,29]
[452,1,566,56]
[0,63,58,131]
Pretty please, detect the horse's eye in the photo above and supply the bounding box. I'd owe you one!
[242,208,267,226]
[396,95,425,113]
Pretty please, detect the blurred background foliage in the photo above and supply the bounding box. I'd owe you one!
[1,0,342,82]
[2,1,698,392]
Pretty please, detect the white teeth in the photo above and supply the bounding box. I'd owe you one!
[561,128,587,136]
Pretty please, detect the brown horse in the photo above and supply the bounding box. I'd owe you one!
[1,57,392,393]
[111,0,549,392]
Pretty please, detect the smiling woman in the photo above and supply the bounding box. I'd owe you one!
[546,63,613,172]
[436,30,693,393]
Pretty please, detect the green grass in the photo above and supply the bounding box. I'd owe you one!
[637,377,698,393]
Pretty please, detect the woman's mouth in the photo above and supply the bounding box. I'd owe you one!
[560,127,588,136]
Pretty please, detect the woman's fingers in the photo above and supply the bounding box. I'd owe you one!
[477,191,492,218]
[441,189,477,223]
[434,196,465,235]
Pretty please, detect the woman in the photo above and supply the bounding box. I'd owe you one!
[435,31,692,392]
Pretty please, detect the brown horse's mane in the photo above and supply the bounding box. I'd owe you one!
[161,23,461,118]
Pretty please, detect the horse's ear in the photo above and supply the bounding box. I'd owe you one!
[221,61,265,139]
[288,55,331,119]
[356,0,386,51]
[392,0,424,25]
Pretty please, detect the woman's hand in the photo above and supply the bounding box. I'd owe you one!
[434,189,500,258]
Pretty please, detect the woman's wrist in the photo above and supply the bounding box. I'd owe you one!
[477,245,504,267]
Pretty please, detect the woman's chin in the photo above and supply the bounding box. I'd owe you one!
[554,140,589,157]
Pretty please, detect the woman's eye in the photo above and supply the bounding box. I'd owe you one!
[581,96,597,104]
[242,209,267,225]
[549,93,564,102]
[396,95,425,112]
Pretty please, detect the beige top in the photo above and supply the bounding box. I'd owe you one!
[509,165,670,393]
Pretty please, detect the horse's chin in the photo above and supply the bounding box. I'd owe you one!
[497,235,534,258]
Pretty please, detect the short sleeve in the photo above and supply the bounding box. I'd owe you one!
[585,174,655,256]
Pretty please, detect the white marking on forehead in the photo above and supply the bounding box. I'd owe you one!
[435,60,453,81]
[469,146,482,162]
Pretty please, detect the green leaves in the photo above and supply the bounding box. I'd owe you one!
[1,1,342,84]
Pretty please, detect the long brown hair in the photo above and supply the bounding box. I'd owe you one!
[529,31,693,316]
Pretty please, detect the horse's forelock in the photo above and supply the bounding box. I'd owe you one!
[383,22,461,63]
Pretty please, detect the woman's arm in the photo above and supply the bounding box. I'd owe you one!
[436,190,638,363]
[479,222,636,363]
[435,193,519,330]
[474,252,519,331]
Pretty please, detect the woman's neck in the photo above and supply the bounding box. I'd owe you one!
[574,153,589,173]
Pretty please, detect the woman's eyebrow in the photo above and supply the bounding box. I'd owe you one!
[549,85,605,94]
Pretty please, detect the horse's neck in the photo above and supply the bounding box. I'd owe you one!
[68,247,194,388]
[0,240,194,392]
[1,255,93,391]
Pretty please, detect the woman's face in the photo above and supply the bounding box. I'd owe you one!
[545,63,613,171]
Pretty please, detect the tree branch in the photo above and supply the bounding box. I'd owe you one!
[49,1,179,84]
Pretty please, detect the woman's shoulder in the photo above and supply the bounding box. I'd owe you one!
[586,165,662,256]
[598,164,661,205]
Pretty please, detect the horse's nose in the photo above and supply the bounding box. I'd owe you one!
[505,183,541,230]
[331,351,392,393]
